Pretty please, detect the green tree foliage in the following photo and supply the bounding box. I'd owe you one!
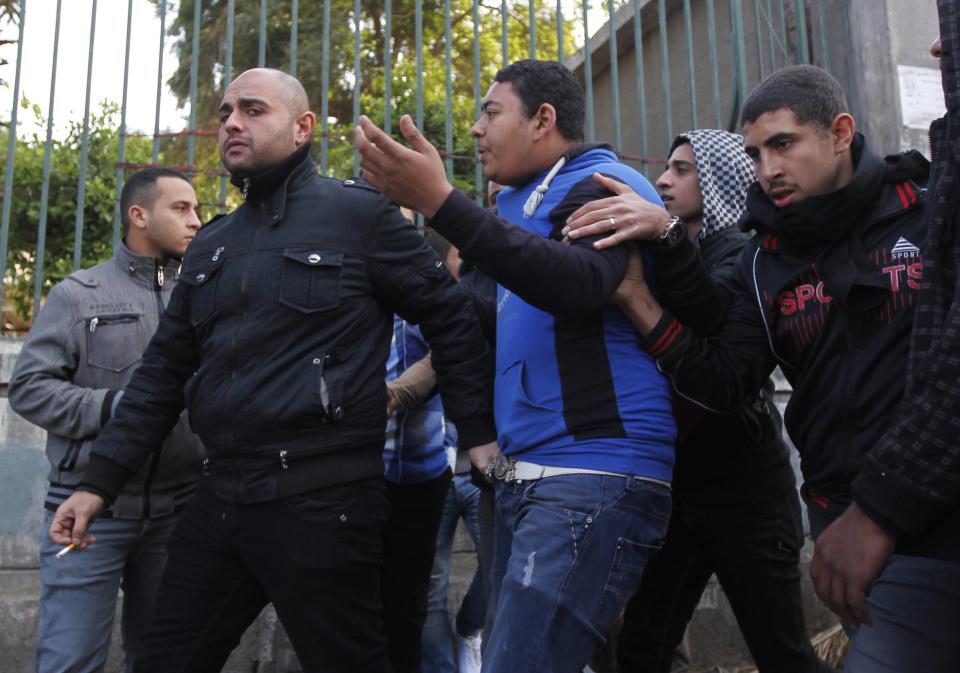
[151,0,579,196]
[0,100,154,320]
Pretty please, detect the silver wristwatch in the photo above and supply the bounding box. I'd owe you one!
[654,215,686,246]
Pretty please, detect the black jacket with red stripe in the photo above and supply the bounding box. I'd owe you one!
[643,145,930,543]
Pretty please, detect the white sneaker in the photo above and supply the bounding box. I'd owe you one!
[456,633,482,673]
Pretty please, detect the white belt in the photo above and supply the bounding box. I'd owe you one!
[489,455,670,489]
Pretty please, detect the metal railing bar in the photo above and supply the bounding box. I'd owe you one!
[501,0,508,66]
[794,0,809,63]
[657,0,672,145]
[152,0,166,164]
[35,0,60,312]
[290,0,299,76]
[632,0,649,175]
[530,0,536,58]
[583,0,594,141]
[415,0,423,130]
[731,0,749,113]
[608,0,622,149]
[220,0,235,212]
[320,0,331,173]
[707,0,722,127]
[416,0,424,226]
[682,0,697,129]
[187,0,200,167]
[258,0,267,67]
[444,0,453,179]
[752,0,765,83]
[765,0,776,69]
[474,0,483,204]
[384,0,393,134]
[776,0,788,62]
[817,0,830,71]
[111,0,135,252]
[352,0,361,174]
[73,0,98,271]
[557,0,564,62]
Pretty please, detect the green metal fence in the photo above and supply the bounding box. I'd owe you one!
[0,0,842,326]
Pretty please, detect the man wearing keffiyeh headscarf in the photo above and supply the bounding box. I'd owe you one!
[612,131,832,673]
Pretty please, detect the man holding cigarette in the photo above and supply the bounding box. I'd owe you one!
[9,168,204,672]
[49,68,495,672]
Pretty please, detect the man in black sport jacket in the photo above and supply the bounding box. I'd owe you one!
[49,68,496,673]
[565,65,955,671]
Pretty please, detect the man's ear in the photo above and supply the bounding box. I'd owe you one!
[532,103,558,140]
[830,113,856,154]
[127,204,149,233]
[294,111,316,147]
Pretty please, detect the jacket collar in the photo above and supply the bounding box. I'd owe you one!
[112,240,181,287]
[230,143,315,224]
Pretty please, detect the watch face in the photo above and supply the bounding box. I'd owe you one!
[658,217,684,245]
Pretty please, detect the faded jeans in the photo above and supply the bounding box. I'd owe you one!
[37,509,177,673]
[484,474,671,673]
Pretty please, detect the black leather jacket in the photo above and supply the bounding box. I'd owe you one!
[82,145,494,503]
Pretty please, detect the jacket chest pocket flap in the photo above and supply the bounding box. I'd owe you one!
[85,313,144,372]
[279,248,344,313]
[180,254,225,325]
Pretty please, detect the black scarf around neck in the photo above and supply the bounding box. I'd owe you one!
[745,134,893,312]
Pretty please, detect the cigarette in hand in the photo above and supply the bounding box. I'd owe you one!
[55,543,77,559]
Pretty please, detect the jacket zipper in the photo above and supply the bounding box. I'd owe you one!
[88,314,138,333]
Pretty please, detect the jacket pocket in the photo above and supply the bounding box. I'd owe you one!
[279,248,343,313]
[179,252,225,326]
[494,359,566,453]
[57,439,92,475]
[85,313,143,372]
[312,352,346,423]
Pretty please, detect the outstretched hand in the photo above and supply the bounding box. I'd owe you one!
[562,173,671,249]
[353,115,454,218]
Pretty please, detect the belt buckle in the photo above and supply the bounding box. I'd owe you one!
[486,453,517,482]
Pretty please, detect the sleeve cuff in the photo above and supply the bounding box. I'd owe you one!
[427,190,477,244]
[639,310,687,359]
[452,414,497,449]
[852,457,941,537]
[100,389,122,428]
[78,453,136,506]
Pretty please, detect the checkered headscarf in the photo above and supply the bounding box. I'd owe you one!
[671,129,756,241]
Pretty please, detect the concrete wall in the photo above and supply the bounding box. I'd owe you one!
[0,338,836,672]
[572,0,940,164]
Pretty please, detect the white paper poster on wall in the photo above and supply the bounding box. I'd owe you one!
[898,65,947,130]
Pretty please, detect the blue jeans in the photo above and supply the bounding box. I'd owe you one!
[421,473,486,673]
[485,474,671,673]
[37,509,178,673]
[842,554,960,673]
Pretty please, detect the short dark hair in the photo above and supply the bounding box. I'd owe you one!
[740,65,848,131]
[120,168,191,237]
[494,60,585,141]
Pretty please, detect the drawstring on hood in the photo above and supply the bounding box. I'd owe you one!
[519,143,614,218]
[523,156,567,218]
[671,129,756,240]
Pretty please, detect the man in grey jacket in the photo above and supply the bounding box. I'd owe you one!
[9,167,204,673]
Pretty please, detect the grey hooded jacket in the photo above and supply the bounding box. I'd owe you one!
[9,242,204,519]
